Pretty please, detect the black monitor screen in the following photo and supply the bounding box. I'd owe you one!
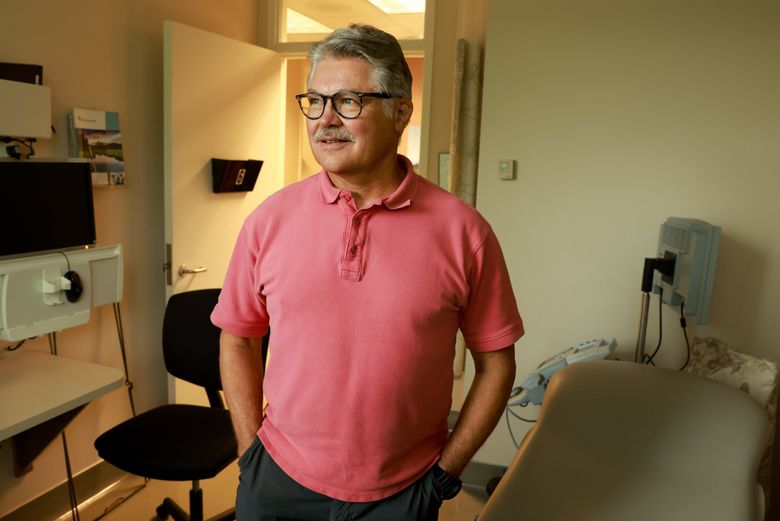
[0,159,96,258]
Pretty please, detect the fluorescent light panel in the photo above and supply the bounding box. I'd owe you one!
[368,0,425,14]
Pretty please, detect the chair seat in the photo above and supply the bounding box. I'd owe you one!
[478,360,770,521]
[95,404,237,481]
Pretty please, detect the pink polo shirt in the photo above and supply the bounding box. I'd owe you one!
[211,155,523,502]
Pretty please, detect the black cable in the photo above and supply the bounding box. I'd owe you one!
[61,432,81,521]
[60,251,72,271]
[506,396,538,449]
[113,302,137,417]
[678,299,691,371]
[507,405,537,423]
[2,137,36,158]
[506,408,521,449]
[4,339,27,351]
[643,287,664,365]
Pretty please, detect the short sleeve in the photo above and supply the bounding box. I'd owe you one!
[460,228,524,352]
[210,217,269,338]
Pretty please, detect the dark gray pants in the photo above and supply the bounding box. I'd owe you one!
[236,437,442,521]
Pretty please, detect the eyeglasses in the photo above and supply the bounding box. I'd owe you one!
[295,91,395,120]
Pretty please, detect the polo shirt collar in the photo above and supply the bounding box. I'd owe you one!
[317,155,419,210]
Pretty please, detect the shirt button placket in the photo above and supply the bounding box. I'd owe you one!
[349,214,363,257]
[338,195,366,281]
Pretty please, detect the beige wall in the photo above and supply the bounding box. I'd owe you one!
[0,0,259,515]
[474,0,780,510]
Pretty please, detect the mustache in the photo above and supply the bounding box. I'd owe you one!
[314,128,355,142]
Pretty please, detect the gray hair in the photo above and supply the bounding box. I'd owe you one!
[308,24,412,100]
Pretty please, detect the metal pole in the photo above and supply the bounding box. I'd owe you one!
[634,291,651,363]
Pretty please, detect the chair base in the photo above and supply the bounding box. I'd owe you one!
[154,485,235,521]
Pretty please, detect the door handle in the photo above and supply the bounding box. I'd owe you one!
[178,265,207,276]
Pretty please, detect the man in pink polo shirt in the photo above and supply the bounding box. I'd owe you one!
[211,24,523,521]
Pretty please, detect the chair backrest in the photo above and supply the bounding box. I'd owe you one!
[479,360,770,521]
[162,288,224,394]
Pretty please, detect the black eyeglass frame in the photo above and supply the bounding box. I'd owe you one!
[295,91,395,120]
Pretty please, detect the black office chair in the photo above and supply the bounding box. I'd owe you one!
[95,288,267,521]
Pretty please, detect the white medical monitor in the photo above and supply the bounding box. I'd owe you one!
[653,217,720,325]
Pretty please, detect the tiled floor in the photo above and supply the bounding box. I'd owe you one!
[78,464,487,521]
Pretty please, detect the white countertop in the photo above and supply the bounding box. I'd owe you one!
[0,350,123,441]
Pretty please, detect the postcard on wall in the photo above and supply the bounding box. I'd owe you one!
[67,107,126,186]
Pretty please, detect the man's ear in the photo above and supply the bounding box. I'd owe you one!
[394,98,413,133]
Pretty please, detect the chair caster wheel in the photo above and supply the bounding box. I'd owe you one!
[156,503,170,519]
[486,476,502,496]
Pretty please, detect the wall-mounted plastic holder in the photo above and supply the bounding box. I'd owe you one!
[211,158,263,193]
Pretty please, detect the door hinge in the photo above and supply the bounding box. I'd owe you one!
[164,243,172,286]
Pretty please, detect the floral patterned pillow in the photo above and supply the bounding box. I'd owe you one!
[685,336,778,504]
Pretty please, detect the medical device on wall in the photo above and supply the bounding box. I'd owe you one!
[634,217,720,363]
[654,218,720,324]
[0,159,122,341]
[0,246,123,341]
[511,337,617,407]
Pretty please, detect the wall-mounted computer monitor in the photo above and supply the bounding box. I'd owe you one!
[0,159,96,259]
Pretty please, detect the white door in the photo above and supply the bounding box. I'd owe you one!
[163,21,284,403]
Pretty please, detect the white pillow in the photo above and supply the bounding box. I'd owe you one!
[686,336,777,408]
[685,337,778,504]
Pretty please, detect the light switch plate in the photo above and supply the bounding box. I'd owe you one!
[498,159,516,180]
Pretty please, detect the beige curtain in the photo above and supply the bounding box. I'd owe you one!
[449,38,484,377]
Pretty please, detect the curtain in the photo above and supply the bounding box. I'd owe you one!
[449,38,484,377]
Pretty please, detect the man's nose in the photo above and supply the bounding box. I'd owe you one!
[318,99,342,126]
